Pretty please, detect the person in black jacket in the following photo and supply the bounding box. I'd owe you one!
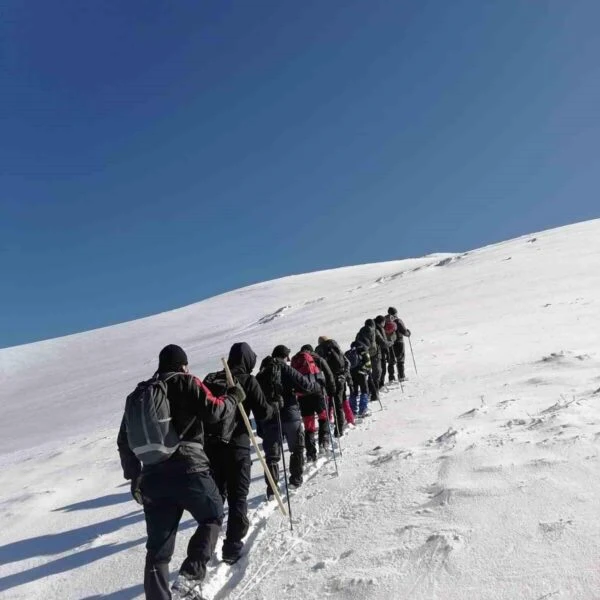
[256,345,321,496]
[374,315,392,389]
[387,306,411,381]
[315,336,347,436]
[204,342,274,565]
[298,344,335,460]
[117,344,245,600]
[356,319,380,404]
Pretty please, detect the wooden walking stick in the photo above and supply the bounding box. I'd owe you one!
[221,358,287,517]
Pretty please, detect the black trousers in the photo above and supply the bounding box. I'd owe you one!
[388,341,406,380]
[262,418,305,489]
[380,349,389,387]
[370,355,381,400]
[332,376,346,435]
[205,441,251,554]
[141,469,223,600]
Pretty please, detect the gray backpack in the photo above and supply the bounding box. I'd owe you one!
[125,374,196,465]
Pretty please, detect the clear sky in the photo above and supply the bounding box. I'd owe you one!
[2,0,599,348]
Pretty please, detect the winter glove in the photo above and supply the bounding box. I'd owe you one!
[406,329,411,337]
[130,475,143,505]
[270,397,284,412]
[227,382,247,404]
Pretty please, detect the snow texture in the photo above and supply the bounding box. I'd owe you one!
[1,219,599,599]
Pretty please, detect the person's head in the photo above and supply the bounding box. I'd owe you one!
[227,342,257,374]
[317,335,329,345]
[300,344,313,353]
[272,344,291,362]
[388,306,398,316]
[375,315,385,325]
[158,344,189,374]
[365,318,375,328]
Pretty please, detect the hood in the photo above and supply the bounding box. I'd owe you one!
[227,342,257,375]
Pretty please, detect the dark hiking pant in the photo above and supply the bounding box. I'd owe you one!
[299,394,328,460]
[370,355,381,399]
[380,349,390,387]
[388,341,406,380]
[205,441,251,556]
[262,418,305,490]
[332,376,346,436]
[350,369,369,396]
[141,469,223,600]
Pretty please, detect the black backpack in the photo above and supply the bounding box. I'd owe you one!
[124,374,196,465]
[323,341,346,375]
[256,357,283,407]
[203,370,238,444]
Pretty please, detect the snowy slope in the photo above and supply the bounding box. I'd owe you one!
[1,219,599,600]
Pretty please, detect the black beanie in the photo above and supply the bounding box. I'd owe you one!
[375,315,385,325]
[300,344,314,352]
[365,319,375,327]
[158,344,188,373]
[272,344,291,359]
[388,306,398,316]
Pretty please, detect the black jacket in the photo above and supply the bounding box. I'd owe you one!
[309,351,336,397]
[117,371,237,480]
[262,357,321,422]
[375,324,391,355]
[315,339,346,377]
[356,324,377,358]
[226,342,274,445]
[392,316,410,341]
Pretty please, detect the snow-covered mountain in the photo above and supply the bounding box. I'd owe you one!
[1,219,599,599]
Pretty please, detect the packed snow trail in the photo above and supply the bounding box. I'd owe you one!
[1,220,599,599]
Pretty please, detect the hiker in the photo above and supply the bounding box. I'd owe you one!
[203,342,275,565]
[356,319,381,405]
[315,335,347,436]
[374,315,392,388]
[256,344,321,496]
[387,307,411,381]
[293,344,335,460]
[117,344,245,600]
[345,341,372,417]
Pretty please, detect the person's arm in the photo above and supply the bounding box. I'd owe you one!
[186,374,245,424]
[316,354,336,396]
[117,413,141,481]
[284,363,321,396]
[395,318,410,337]
[246,376,275,421]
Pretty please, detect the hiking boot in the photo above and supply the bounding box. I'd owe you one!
[358,409,372,418]
[222,541,243,565]
[306,453,317,463]
[172,574,206,600]
[289,476,303,489]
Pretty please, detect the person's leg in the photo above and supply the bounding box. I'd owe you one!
[300,397,318,461]
[142,475,183,600]
[358,373,370,415]
[204,441,227,503]
[261,422,281,497]
[178,471,224,582]
[388,345,397,381]
[222,444,251,560]
[371,355,382,396]
[350,371,360,414]
[333,378,346,436]
[284,419,305,485]
[395,341,406,379]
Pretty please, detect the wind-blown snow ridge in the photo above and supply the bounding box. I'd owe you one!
[1,219,599,599]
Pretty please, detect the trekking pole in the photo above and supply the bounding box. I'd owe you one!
[276,410,294,532]
[329,396,342,457]
[408,337,418,376]
[323,398,339,477]
[221,358,287,517]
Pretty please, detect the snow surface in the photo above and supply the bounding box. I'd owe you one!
[1,219,599,599]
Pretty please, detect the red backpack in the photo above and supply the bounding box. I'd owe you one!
[384,319,397,336]
[291,351,325,394]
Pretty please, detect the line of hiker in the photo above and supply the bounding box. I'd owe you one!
[117,306,411,600]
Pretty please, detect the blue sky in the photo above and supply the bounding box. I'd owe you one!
[1,0,599,348]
